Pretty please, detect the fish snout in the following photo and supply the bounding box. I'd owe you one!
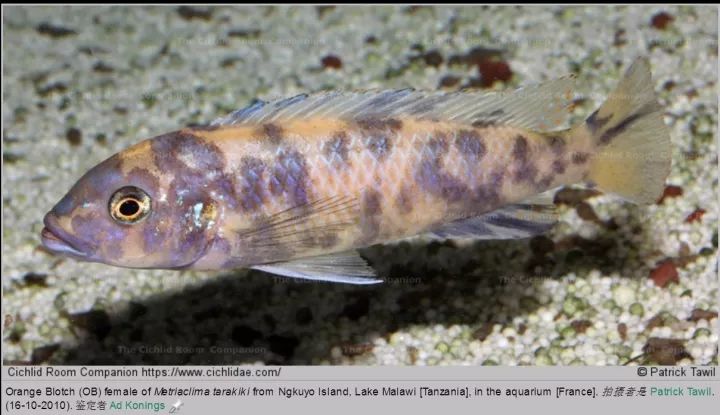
[40,213,90,258]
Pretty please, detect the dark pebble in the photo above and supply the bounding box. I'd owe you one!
[553,188,601,206]
[3,152,25,163]
[687,309,718,322]
[177,6,213,20]
[22,272,48,287]
[36,23,77,38]
[643,337,690,365]
[321,55,343,69]
[423,50,444,67]
[649,260,679,288]
[66,128,82,146]
[37,82,68,97]
[439,75,461,88]
[617,323,627,341]
[570,319,592,334]
[92,61,114,73]
[650,12,674,30]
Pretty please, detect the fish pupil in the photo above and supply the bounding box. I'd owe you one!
[109,186,151,224]
[119,199,140,217]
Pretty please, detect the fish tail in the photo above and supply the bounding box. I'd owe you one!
[578,57,671,204]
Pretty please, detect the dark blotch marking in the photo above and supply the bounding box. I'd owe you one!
[537,173,555,189]
[461,169,504,216]
[514,163,539,184]
[471,119,497,128]
[157,174,221,266]
[356,117,403,132]
[237,157,267,211]
[317,232,339,249]
[128,166,166,254]
[363,189,382,216]
[426,134,449,157]
[416,132,468,203]
[269,148,309,206]
[408,95,446,114]
[365,134,392,160]
[598,112,643,145]
[572,152,590,165]
[358,189,383,246]
[212,174,238,206]
[455,129,486,161]
[176,213,211,256]
[544,135,566,155]
[586,109,612,134]
[356,117,400,161]
[152,131,226,172]
[552,159,567,174]
[468,108,505,127]
[261,123,284,145]
[146,131,240,264]
[416,159,467,203]
[395,185,414,214]
[511,135,538,184]
[512,135,529,161]
[324,132,349,165]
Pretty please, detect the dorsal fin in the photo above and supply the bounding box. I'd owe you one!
[212,76,576,132]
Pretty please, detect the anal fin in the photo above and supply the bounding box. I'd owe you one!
[427,201,558,241]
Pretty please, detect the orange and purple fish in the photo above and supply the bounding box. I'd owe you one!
[41,58,671,283]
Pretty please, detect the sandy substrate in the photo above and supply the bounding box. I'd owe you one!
[2,5,717,365]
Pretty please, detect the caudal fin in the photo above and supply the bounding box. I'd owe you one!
[580,57,671,204]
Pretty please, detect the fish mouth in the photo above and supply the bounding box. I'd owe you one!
[40,216,88,258]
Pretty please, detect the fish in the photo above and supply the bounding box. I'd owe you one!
[41,57,671,284]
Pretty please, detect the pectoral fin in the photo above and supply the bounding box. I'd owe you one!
[252,250,382,285]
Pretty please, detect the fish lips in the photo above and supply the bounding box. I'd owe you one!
[40,215,91,259]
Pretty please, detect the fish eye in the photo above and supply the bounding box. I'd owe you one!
[109,186,151,224]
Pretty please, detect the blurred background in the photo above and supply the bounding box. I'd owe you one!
[2,5,717,365]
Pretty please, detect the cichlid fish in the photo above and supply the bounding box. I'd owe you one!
[41,58,671,284]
